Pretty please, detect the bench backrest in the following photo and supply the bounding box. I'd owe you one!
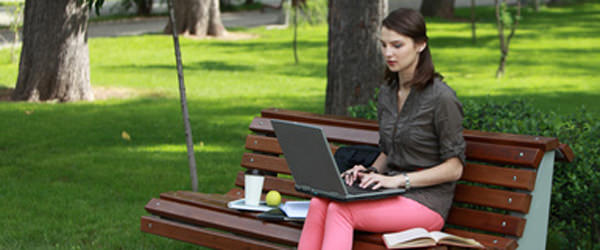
[236,108,570,250]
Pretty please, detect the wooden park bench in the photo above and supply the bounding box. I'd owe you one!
[140,108,574,250]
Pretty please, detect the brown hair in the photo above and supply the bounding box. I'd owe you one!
[382,8,441,88]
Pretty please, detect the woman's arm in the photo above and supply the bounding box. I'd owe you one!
[341,152,387,186]
[358,156,463,190]
[370,152,388,172]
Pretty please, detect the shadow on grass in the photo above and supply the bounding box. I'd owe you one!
[102,57,327,78]
[103,60,257,72]
[451,3,600,39]
[204,39,326,51]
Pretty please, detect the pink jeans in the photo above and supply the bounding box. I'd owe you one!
[297,196,444,250]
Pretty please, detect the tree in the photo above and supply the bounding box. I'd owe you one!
[494,0,521,78]
[164,0,226,37]
[12,0,94,102]
[420,0,455,19]
[325,0,387,115]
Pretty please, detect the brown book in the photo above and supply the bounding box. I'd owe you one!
[382,228,485,249]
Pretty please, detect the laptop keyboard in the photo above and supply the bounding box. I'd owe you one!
[345,182,386,195]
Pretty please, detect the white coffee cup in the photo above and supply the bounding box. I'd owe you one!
[244,174,264,206]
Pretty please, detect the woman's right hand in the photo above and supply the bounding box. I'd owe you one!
[341,165,368,186]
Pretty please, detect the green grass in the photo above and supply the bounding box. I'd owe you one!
[1,3,599,249]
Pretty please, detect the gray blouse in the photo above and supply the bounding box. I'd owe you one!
[377,77,466,220]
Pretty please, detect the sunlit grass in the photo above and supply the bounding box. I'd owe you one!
[0,3,599,249]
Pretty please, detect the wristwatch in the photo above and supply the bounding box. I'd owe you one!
[366,166,379,173]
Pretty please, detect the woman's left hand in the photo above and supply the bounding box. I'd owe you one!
[357,172,402,190]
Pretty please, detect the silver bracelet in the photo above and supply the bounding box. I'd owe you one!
[402,172,410,190]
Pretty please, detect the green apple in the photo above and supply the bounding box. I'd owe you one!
[265,190,282,206]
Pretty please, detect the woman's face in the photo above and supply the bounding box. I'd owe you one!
[380,27,425,77]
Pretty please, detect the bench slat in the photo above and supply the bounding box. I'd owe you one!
[141,216,290,250]
[235,171,312,199]
[454,184,531,213]
[261,108,559,152]
[234,164,531,213]
[250,117,544,167]
[240,151,538,192]
[446,207,526,237]
[246,134,283,154]
[250,117,380,146]
[466,141,543,168]
[145,198,302,245]
[245,135,339,157]
[261,107,380,131]
[462,163,536,191]
[160,191,243,214]
[151,191,393,250]
[557,143,575,162]
[444,228,517,250]
[242,152,291,175]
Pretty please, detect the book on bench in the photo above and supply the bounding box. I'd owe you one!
[382,228,484,249]
[257,201,309,222]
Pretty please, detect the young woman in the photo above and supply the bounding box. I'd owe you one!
[297,8,466,250]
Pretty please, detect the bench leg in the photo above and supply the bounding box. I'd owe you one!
[515,150,555,250]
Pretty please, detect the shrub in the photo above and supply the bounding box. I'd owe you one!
[349,97,600,249]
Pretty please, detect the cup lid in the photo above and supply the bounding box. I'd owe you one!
[245,169,264,175]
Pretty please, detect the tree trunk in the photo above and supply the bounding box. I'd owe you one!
[325,0,387,116]
[12,0,93,102]
[164,0,226,37]
[471,0,476,44]
[137,0,153,16]
[420,0,455,19]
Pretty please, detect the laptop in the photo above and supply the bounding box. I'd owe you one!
[271,119,406,201]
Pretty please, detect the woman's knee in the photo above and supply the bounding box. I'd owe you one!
[309,197,329,210]
[326,201,352,220]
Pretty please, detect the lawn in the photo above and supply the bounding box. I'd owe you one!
[0,3,599,249]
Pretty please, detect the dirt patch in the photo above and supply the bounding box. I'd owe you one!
[183,31,259,41]
[0,87,12,101]
[92,86,141,100]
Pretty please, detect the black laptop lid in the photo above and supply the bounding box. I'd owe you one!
[271,120,347,196]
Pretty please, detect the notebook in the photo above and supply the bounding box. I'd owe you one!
[271,119,406,201]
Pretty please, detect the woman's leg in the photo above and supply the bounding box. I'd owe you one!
[297,197,330,250]
[320,196,444,250]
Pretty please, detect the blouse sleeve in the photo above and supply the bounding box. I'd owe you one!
[377,85,390,155]
[377,86,389,155]
[434,90,466,166]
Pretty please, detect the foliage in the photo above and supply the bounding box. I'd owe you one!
[498,1,521,30]
[347,88,378,120]
[1,0,23,63]
[349,97,600,248]
[117,0,161,15]
[285,0,328,25]
[465,99,600,249]
[77,0,105,15]
[220,1,262,12]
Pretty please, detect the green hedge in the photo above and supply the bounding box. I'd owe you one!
[349,97,600,249]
